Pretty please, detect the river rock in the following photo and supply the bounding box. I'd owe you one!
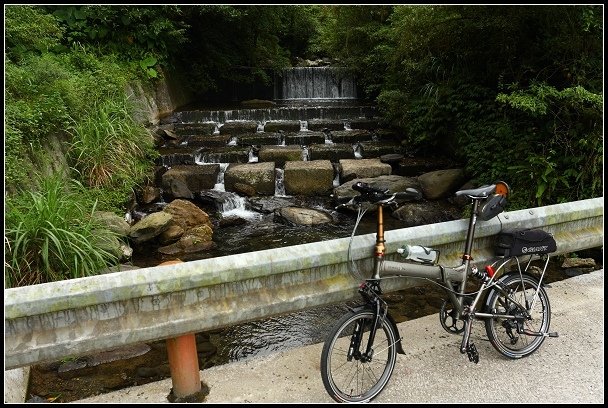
[158,225,215,255]
[128,211,173,244]
[392,200,463,227]
[561,257,596,269]
[417,168,466,200]
[139,185,162,204]
[93,211,131,236]
[162,199,212,231]
[275,207,334,226]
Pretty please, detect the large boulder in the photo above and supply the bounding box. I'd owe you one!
[258,146,303,167]
[308,143,356,162]
[417,168,466,200]
[275,207,334,226]
[162,199,212,231]
[284,160,334,196]
[263,120,301,133]
[128,211,173,244]
[241,99,276,109]
[219,120,259,135]
[224,162,276,195]
[339,158,392,182]
[161,164,221,199]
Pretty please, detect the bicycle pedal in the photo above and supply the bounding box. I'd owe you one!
[547,332,559,338]
[466,343,479,364]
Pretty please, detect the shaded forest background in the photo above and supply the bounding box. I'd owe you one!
[4,5,603,286]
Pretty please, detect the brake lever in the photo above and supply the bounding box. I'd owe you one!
[335,198,357,210]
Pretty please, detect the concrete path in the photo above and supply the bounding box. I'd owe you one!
[75,270,604,404]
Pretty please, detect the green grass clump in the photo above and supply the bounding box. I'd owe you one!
[4,174,119,288]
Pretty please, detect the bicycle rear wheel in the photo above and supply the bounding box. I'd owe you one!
[485,272,551,358]
[320,309,398,403]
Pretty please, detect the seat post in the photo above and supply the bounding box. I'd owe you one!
[459,198,482,292]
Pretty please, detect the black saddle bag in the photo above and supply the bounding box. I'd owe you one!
[495,228,557,257]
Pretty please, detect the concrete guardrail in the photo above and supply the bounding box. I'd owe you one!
[4,197,603,370]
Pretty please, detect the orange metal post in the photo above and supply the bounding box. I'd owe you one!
[166,334,201,398]
[159,259,202,399]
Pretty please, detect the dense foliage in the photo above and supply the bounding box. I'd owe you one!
[319,5,603,207]
[4,5,603,286]
[174,5,320,99]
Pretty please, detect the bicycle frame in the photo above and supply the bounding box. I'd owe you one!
[358,193,551,356]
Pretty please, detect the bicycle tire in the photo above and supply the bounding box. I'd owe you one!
[484,272,551,359]
[320,308,398,403]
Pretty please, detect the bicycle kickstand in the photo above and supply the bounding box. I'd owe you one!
[459,313,479,364]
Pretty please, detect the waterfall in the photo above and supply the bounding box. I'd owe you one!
[279,67,357,101]
[301,146,310,161]
[323,129,333,144]
[343,121,351,131]
[275,168,286,196]
[227,136,238,146]
[353,143,363,159]
[248,147,259,163]
[299,120,309,131]
[173,105,378,123]
[208,162,260,220]
[214,163,230,191]
[219,194,260,220]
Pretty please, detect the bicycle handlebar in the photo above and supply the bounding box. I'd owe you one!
[335,182,422,209]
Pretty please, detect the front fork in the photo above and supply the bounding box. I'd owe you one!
[347,281,406,361]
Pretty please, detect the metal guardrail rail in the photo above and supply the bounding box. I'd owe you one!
[4,198,603,370]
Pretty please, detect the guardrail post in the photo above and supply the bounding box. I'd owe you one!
[166,334,203,401]
[160,260,207,402]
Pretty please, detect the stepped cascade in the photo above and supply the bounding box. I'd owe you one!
[155,110,403,211]
[129,65,472,265]
[150,67,405,222]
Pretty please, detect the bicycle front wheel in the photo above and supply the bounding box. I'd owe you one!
[485,273,551,359]
[320,309,398,403]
